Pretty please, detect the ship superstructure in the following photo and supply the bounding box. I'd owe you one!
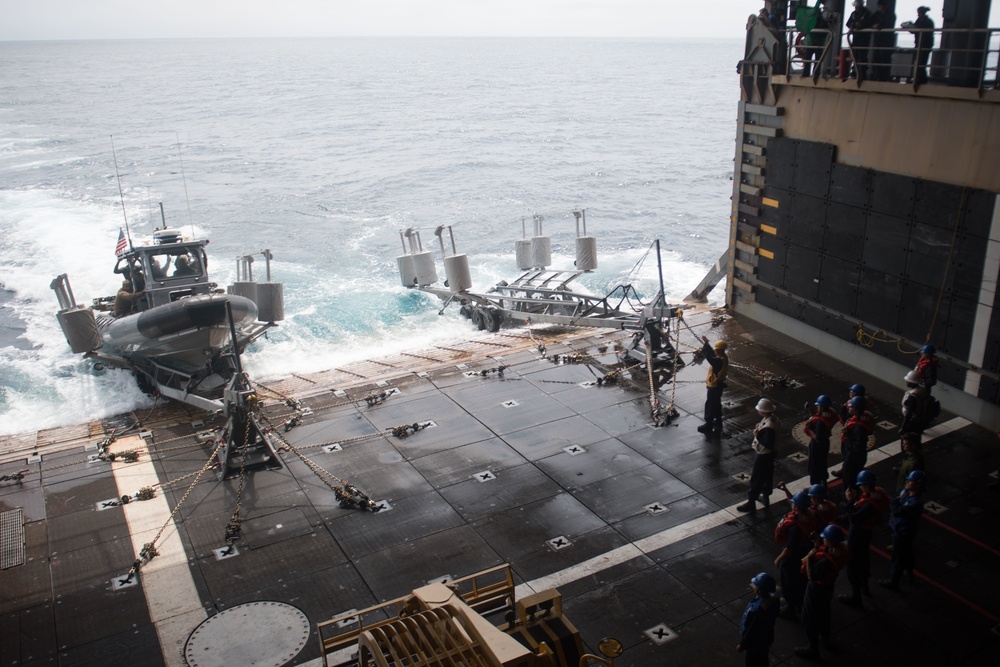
[730,0,1000,429]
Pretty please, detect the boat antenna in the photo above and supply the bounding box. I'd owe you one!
[655,239,666,307]
[175,132,195,238]
[110,135,134,252]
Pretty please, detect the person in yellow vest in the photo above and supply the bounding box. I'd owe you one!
[698,336,729,436]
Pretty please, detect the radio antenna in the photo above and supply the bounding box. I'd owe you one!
[175,132,194,238]
[110,135,134,252]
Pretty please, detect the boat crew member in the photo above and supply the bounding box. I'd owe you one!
[794,524,849,661]
[839,469,889,607]
[173,254,198,277]
[902,6,935,85]
[870,0,897,82]
[808,483,839,527]
[697,336,729,435]
[914,343,938,394]
[880,470,925,590]
[113,280,145,317]
[738,397,779,512]
[737,572,780,666]
[773,489,816,620]
[804,394,838,485]
[838,383,871,424]
[846,0,874,81]
[900,369,929,437]
[895,432,925,492]
[836,395,874,485]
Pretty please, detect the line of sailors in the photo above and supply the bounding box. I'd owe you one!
[742,467,926,663]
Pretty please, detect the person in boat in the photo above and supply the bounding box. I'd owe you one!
[150,256,168,280]
[172,254,198,277]
[113,279,145,317]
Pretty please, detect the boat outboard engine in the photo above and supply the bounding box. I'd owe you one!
[435,225,472,293]
[227,250,284,323]
[515,217,532,270]
[254,249,284,323]
[573,209,598,271]
[51,274,102,353]
[530,214,551,269]
[229,254,258,303]
[399,228,438,287]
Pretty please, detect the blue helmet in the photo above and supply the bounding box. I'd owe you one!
[808,483,827,498]
[921,344,936,355]
[906,470,926,483]
[856,469,876,486]
[751,572,776,595]
[791,490,811,509]
[849,395,867,410]
[815,394,832,407]
[820,524,845,543]
[850,383,866,396]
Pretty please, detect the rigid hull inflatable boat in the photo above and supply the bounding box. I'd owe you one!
[52,228,283,411]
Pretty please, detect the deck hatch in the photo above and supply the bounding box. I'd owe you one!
[1,508,25,569]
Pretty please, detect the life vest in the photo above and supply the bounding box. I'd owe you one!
[801,543,849,584]
[753,414,781,454]
[855,487,890,530]
[776,510,817,546]
[840,411,875,443]
[811,499,838,527]
[706,351,728,388]
[805,407,837,440]
[916,356,939,384]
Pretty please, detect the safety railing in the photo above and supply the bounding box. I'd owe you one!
[779,25,1000,92]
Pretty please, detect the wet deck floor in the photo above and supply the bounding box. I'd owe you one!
[2,311,999,666]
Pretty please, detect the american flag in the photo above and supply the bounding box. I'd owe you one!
[115,228,128,256]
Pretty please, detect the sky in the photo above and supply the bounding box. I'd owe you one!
[1,1,996,40]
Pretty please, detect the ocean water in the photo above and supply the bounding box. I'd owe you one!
[0,37,743,435]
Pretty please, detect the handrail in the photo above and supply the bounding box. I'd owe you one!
[774,24,1000,92]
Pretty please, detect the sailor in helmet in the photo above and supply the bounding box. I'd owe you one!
[737,572,779,665]
[738,397,780,512]
[697,335,729,436]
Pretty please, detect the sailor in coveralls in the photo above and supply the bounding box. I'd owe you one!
[738,398,779,512]
[737,572,779,667]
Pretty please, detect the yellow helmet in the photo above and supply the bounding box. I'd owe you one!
[713,340,728,351]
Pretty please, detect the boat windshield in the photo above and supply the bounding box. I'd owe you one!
[147,248,203,281]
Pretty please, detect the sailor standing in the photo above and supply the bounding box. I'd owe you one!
[738,398,780,512]
[697,336,729,436]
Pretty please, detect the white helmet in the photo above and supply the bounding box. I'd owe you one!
[755,397,775,413]
[904,370,922,384]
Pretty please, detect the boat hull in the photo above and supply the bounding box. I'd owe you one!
[101,293,258,360]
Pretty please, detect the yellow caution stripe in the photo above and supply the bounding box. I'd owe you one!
[759,248,775,259]
[762,197,779,208]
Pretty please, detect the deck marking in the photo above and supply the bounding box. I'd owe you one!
[870,545,1000,624]
[110,434,207,667]
[921,514,1000,558]
[517,418,971,599]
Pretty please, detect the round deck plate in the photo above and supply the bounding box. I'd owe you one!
[184,601,310,667]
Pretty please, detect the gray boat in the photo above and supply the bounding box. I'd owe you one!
[51,227,284,412]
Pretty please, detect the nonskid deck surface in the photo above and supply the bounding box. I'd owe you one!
[2,312,998,666]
